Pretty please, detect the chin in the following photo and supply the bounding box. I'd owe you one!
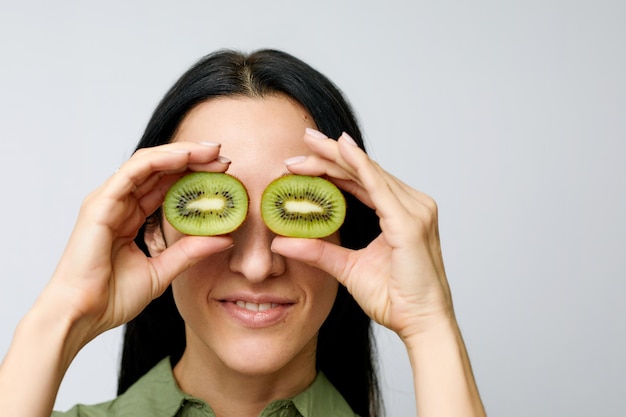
[215,334,317,377]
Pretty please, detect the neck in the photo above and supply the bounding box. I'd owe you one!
[173,338,318,417]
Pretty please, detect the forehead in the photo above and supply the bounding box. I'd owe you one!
[173,95,317,189]
[174,94,315,143]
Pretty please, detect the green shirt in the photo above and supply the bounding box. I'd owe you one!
[52,358,358,417]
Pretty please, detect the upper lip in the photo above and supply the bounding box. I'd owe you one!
[218,293,297,305]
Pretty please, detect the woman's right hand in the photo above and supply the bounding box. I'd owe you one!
[1,141,234,417]
[43,141,234,345]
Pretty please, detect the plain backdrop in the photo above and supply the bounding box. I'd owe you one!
[1,1,625,416]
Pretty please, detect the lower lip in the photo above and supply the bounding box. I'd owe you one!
[219,301,293,328]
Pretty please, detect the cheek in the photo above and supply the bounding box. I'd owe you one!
[170,258,220,320]
[306,270,340,321]
[171,271,201,321]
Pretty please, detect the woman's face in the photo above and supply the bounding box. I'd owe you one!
[153,95,339,377]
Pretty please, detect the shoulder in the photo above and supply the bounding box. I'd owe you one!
[51,358,186,417]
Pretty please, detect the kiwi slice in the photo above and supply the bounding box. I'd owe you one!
[164,172,248,236]
[261,175,346,238]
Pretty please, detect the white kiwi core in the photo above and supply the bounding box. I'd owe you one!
[187,198,226,211]
[284,200,324,214]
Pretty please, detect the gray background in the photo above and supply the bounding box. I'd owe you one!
[1,1,625,415]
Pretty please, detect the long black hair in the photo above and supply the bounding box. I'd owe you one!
[118,49,383,417]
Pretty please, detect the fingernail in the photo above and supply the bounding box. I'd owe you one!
[341,132,358,146]
[284,156,307,166]
[217,155,231,163]
[199,141,221,147]
[217,243,235,252]
[305,127,328,139]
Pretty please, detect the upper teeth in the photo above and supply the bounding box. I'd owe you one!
[235,301,278,312]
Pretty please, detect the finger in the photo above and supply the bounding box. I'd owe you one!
[271,237,355,286]
[329,178,375,209]
[132,156,232,200]
[284,157,375,211]
[335,134,411,222]
[108,142,223,199]
[301,129,414,205]
[284,154,353,181]
[367,160,439,219]
[148,235,234,292]
[301,130,364,185]
[287,133,423,216]
[134,174,180,216]
[108,149,191,200]
[337,145,444,279]
[297,130,437,236]
[186,155,232,172]
[301,131,410,213]
[301,128,343,163]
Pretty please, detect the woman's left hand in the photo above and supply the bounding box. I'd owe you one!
[271,128,454,342]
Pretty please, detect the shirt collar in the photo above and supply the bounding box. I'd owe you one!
[121,357,356,417]
[289,372,356,417]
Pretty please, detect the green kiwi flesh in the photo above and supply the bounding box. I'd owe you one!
[261,175,346,238]
[164,172,248,236]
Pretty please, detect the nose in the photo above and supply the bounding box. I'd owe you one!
[228,209,285,283]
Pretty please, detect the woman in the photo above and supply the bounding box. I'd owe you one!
[0,49,486,416]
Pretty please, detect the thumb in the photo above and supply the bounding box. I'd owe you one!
[148,235,233,293]
[271,237,353,284]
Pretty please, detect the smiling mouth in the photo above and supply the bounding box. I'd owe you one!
[235,301,279,312]
[220,298,294,328]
